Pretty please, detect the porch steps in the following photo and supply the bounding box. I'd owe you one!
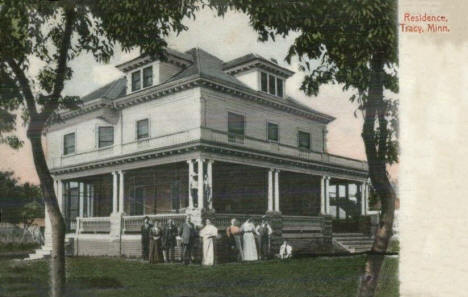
[24,237,73,261]
[332,233,374,253]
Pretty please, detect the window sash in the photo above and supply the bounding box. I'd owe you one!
[298,131,310,149]
[276,78,283,97]
[268,74,276,95]
[131,71,141,91]
[98,126,114,148]
[63,133,75,155]
[261,72,268,92]
[137,119,149,139]
[228,112,245,136]
[143,66,153,88]
[267,122,279,142]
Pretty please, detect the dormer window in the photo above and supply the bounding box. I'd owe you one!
[131,71,141,92]
[260,71,284,97]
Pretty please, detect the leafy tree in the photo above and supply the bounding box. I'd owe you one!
[0,1,198,296]
[213,1,398,296]
[0,171,43,225]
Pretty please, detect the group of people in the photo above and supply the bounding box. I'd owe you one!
[141,215,293,266]
[226,216,293,261]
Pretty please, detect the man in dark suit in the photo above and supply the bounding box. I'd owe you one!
[180,216,197,265]
[141,216,153,260]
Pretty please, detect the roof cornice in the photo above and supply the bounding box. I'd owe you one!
[55,75,334,125]
[116,51,193,73]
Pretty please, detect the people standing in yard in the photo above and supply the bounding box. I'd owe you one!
[226,218,243,261]
[256,216,273,260]
[241,218,259,261]
[278,240,293,259]
[199,219,218,266]
[180,216,197,265]
[141,216,153,260]
[149,222,163,264]
[162,219,178,263]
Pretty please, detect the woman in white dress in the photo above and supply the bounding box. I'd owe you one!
[241,218,259,261]
[199,219,218,266]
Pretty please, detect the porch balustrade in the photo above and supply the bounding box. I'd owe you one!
[76,217,111,234]
[211,213,264,229]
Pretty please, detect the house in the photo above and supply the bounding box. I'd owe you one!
[39,48,370,258]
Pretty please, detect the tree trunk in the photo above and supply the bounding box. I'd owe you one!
[358,57,396,297]
[27,127,66,297]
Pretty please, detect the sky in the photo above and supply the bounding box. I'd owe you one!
[0,8,397,184]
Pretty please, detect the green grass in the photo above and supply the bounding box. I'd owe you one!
[0,242,39,253]
[0,255,398,297]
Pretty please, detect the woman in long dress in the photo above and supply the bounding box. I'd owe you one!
[199,219,218,266]
[149,222,163,264]
[241,218,259,261]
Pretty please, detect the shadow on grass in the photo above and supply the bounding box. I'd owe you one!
[69,277,124,289]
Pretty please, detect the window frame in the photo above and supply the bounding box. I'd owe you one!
[227,111,245,143]
[297,130,311,151]
[266,121,279,143]
[97,126,114,148]
[63,132,76,156]
[136,118,150,140]
[142,66,153,88]
[259,71,285,98]
[131,70,141,92]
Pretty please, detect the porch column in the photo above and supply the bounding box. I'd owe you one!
[197,159,205,209]
[118,170,125,214]
[87,184,93,217]
[267,169,273,212]
[364,180,370,215]
[79,182,84,217]
[325,177,331,215]
[274,169,280,212]
[320,176,328,215]
[187,160,194,209]
[112,171,118,214]
[207,160,214,209]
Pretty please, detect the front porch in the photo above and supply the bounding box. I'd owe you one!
[51,158,371,257]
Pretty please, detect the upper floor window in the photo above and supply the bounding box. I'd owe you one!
[143,66,153,88]
[297,130,311,150]
[260,71,284,97]
[63,133,75,155]
[131,71,141,92]
[267,122,279,142]
[228,112,245,143]
[136,119,149,140]
[98,126,114,148]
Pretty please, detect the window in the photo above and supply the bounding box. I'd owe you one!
[98,126,114,148]
[260,71,284,97]
[136,119,149,139]
[131,71,141,92]
[298,130,310,150]
[63,133,75,155]
[277,78,284,97]
[267,122,279,142]
[261,72,268,92]
[228,112,245,143]
[269,74,276,95]
[143,66,153,88]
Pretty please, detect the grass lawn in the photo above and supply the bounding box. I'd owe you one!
[0,255,398,297]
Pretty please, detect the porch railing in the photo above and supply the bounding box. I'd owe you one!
[122,213,187,233]
[76,217,111,234]
[211,213,265,230]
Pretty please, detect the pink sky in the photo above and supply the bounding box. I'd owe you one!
[0,8,398,184]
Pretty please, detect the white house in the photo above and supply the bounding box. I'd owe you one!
[39,48,370,258]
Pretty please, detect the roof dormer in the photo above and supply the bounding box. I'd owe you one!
[116,49,193,95]
[223,54,294,98]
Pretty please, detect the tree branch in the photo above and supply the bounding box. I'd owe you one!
[42,6,76,117]
[6,58,38,118]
